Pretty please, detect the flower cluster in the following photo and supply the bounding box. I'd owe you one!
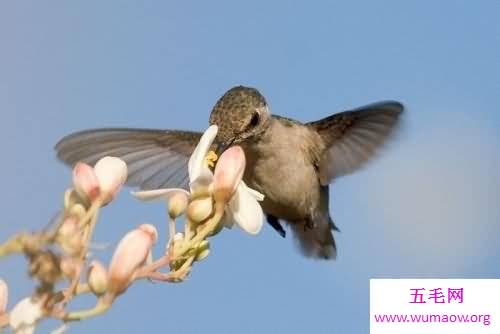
[0,125,264,333]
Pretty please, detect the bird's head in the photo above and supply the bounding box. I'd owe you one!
[209,86,271,152]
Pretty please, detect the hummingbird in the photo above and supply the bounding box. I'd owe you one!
[56,86,403,260]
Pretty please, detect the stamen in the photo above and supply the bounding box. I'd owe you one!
[205,150,218,168]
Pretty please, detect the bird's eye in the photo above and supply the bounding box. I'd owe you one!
[249,112,260,128]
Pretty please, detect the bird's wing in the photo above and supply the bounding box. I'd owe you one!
[307,101,403,185]
[55,128,203,190]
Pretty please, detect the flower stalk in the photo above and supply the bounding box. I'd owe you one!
[0,126,265,332]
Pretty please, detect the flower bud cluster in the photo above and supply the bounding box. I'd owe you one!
[0,125,265,332]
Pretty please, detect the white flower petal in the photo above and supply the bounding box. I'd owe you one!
[189,171,214,196]
[188,125,218,182]
[166,232,184,252]
[227,184,264,235]
[131,188,190,201]
[239,181,265,201]
[10,297,43,334]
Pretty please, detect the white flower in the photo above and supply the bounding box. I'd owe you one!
[9,297,43,334]
[132,125,264,235]
[223,182,264,234]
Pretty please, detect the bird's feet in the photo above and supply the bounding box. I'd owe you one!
[304,220,316,231]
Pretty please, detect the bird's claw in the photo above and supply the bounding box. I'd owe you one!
[304,220,316,231]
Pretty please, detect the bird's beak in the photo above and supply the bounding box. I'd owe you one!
[215,142,227,156]
[215,138,236,156]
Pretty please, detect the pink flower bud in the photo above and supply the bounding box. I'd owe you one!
[60,257,78,279]
[107,224,157,296]
[72,162,100,201]
[212,146,246,203]
[58,216,83,255]
[0,279,7,314]
[138,223,159,243]
[87,260,108,296]
[168,191,189,219]
[93,157,128,204]
[187,197,213,223]
[58,216,79,237]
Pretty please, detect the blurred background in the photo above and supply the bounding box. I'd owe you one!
[1,1,499,333]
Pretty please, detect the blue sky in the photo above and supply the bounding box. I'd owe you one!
[1,1,499,333]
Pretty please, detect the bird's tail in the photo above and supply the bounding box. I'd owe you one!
[291,214,337,260]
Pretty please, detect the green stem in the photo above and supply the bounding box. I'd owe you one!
[0,232,56,258]
[134,201,224,281]
[139,254,195,282]
[77,199,102,229]
[184,219,193,241]
[168,217,176,242]
[62,200,102,305]
[81,204,101,256]
[0,235,25,257]
[174,201,224,258]
[63,299,111,321]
